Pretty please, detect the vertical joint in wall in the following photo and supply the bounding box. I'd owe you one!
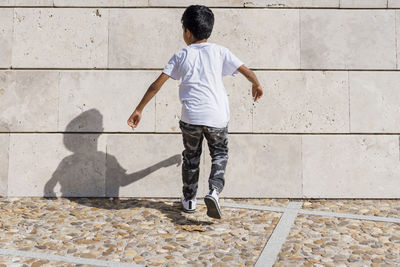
[348,71,351,133]
[395,10,398,70]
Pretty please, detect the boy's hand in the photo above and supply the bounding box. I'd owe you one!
[127,110,142,131]
[252,84,263,102]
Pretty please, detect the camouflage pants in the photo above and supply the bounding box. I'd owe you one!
[179,120,229,200]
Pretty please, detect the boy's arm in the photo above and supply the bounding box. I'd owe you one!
[237,65,263,102]
[127,72,170,131]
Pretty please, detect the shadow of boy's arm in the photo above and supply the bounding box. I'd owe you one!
[44,172,59,198]
[121,154,181,187]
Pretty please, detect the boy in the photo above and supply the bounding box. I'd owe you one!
[127,5,263,219]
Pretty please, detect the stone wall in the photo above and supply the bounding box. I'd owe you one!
[0,0,399,197]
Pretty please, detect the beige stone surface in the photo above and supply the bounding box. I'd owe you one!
[349,71,400,133]
[0,71,59,131]
[12,8,108,68]
[0,197,281,266]
[109,9,299,69]
[302,135,400,198]
[277,214,400,266]
[340,0,387,8]
[388,0,400,8]
[8,133,107,197]
[0,9,13,68]
[244,0,338,7]
[58,71,156,133]
[223,74,253,133]
[155,77,181,133]
[13,0,52,5]
[0,0,12,5]
[302,199,400,218]
[397,11,400,69]
[54,0,147,6]
[0,134,9,196]
[205,134,302,198]
[300,10,396,69]
[210,9,299,69]
[106,134,187,197]
[149,0,244,6]
[253,71,349,133]
[108,8,184,68]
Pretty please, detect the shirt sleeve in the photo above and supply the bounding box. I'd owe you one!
[222,47,244,77]
[162,51,182,80]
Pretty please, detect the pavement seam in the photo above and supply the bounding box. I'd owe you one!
[0,248,142,267]
[298,209,400,224]
[195,200,400,224]
[255,201,303,267]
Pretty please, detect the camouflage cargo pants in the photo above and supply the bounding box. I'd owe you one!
[179,120,229,200]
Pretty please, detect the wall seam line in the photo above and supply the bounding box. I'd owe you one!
[300,135,303,198]
[299,8,301,68]
[2,68,400,71]
[2,6,400,10]
[10,7,15,68]
[57,71,60,131]
[395,9,398,69]
[107,9,110,69]
[6,133,11,197]
[348,70,351,133]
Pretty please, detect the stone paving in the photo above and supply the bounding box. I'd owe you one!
[0,197,399,266]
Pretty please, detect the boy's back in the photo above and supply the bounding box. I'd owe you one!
[163,42,244,128]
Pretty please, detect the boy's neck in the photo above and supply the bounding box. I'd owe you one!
[190,39,207,45]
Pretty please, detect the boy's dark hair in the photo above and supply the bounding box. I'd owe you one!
[181,5,214,40]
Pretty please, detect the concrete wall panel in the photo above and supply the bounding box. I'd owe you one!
[0,71,59,132]
[204,134,302,198]
[106,134,185,197]
[8,133,107,197]
[149,0,243,7]
[253,71,349,133]
[12,8,108,68]
[300,10,396,69]
[108,8,184,69]
[244,0,338,7]
[0,134,9,196]
[340,0,387,8]
[303,135,400,198]
[397,11,400,69]
[209,9,299,69]
[109,9,299,69]
[155,79,181,133]
[388,0,400,8]
[54,0,147,7]
[58,71,156,132]
[13,0,52,5]
[223,74,253,133]
[0,9,13,68]
[350,71,400,133]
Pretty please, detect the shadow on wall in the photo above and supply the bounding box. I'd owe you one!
[43,109,181,198]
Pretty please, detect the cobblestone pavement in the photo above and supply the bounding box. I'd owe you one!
[0,197,399,267]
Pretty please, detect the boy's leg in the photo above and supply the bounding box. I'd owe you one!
[203,125,229,194]
[179,120,204,200]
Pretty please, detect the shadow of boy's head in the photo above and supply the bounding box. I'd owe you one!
[64,109,104,153]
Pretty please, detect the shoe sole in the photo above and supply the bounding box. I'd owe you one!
[204,195,222,219]
[182,208,195,213]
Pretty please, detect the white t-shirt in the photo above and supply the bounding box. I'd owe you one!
[162,42,244,128]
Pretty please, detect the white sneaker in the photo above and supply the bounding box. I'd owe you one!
[181,195,196,213]
[204,188,222,219]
